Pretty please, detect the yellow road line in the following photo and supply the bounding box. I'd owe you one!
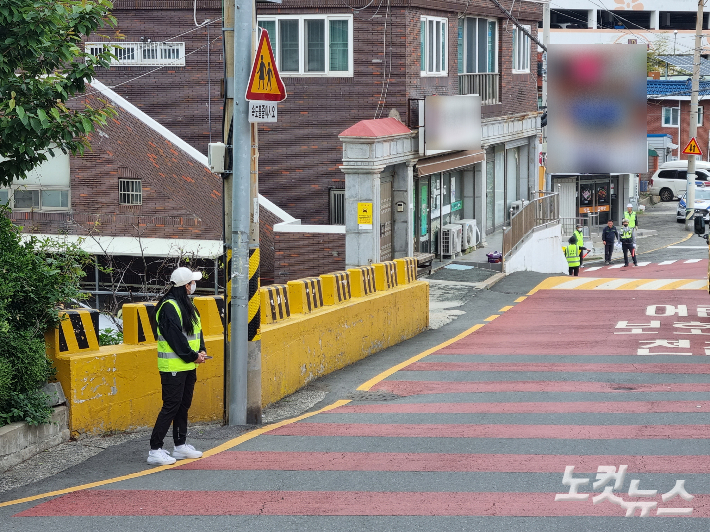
[658,279,702,290]
[638,232,693,255]
[484,314,500,321]
[514,296,527,302]
[498,306,514,312]
[0,399,351,508]
[357,323,486,391]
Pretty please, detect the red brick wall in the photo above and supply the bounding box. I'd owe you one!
[647,99,710,166]
[273,231,345,285]
[14,89,223,241]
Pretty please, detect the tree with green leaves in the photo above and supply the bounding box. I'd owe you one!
[0,207,91,426]
[0,0,117,185]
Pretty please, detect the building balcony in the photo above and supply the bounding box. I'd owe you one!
[458,73,500,106]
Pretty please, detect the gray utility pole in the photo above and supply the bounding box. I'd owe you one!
[228,0,255,426]
[685,0,703,231]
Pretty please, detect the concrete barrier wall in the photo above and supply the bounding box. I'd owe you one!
[46,258,428,435]
[504,223,569,274]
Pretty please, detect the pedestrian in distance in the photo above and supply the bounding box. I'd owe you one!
[601,219,619,265]
[147,267,208,466]
[573,223,587,267]
[620,218,638,267]
[563,235,581,276]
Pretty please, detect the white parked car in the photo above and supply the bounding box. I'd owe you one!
[676,188,710,223]
[648,160,710,202]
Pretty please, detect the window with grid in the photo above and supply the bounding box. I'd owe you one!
[86,42,185,66]
[662,107,680,127]
[458,17,497,74]
[421,16,448,76]
[512,26,531,73]
[119,179,142,205]
[114,45,136,62]
[257,15,353,76]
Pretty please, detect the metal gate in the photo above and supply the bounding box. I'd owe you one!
[380,177,393,261]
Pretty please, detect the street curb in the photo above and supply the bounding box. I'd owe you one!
[478,272,506,290]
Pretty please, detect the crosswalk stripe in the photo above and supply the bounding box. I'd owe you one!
[685,259,703,263]
[583,266,602,272]
[658,260,677,265]
[658,279,703,290]
[607,263,624,269]
[636,261,651,266]
[634,279,685,290]
[591,279,634,290]
[676,279,708,290]
[550,278,595,289]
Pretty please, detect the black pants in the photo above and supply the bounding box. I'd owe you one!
[622,241,637,266]
[568,266,579,276]
[578,247,586,266]
[150,369,196,450]
[604,243,614,262]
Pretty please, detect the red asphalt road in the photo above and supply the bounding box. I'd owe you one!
[175,451,710,474]
[11,282,710,522]
[438,290,710,355]
[17,490,702,517]
[579,259,707,279]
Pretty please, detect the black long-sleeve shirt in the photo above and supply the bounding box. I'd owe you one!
[157,299,205,364]
[602,225,619,244]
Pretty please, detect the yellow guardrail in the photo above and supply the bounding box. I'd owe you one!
[46,258,429,435]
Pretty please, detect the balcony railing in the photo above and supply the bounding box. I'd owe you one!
[85,42,186,67]
[458,73,500,106]
[502,192,560,258]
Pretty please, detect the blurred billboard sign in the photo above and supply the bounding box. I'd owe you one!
[547,44,647,174]
[424,95,481,152]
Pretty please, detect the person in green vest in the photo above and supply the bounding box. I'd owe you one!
[147,267,208,466]
[573,223,587,268]
[563,235,581,276]
[620,218,638,267]
[624,203,638,245]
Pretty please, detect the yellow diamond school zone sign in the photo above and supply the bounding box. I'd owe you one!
[246,28,287,102]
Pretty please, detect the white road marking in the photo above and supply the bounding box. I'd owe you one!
[634,279,684,290]
[684,259,703,263]
[658,260,678,265]
[553,278,598,289]
[636,262,651,266]
[668,246,708,249]
[584,267,602,272]
[593,279,636,290]
[608,264,625,269]
[676,280,708,289]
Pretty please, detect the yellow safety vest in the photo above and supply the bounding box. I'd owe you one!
[624,211,637,228]
[565,244,580,267]
[621,227,634,240]
[156,299,201,372]
[573,229,584,248]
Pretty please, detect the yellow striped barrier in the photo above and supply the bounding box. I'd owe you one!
[348,265,377,297]
[374,261,399,291]
[261,284,290,324]
[320,271,352,305]
[394,257,417,284]
[287,277,325,314]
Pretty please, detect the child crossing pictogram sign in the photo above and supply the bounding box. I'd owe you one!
[682,137,703,156]
[246,28,287,102]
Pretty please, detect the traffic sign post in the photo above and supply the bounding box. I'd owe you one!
[683,137,703,157]
[245,29,287,103]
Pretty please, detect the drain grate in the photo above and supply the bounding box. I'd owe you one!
[345,391,403,402]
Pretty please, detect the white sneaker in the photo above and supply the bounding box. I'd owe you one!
[147,448,176,466]
[172,443,203,459]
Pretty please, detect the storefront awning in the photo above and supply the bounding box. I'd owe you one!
[416,149,485,176]
[648,148,659,157]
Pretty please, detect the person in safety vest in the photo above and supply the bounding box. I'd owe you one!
[147,267,207,466]
[620,218,637,267]
[563,235,581,276]
[624,203,638,245]
[573,224,587,268]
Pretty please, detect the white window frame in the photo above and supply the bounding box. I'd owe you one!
[256,15,354,77]
[512,25,531,73]
[697,106,704,127]
[119,179,143,206]
[421,15,448,77]
[460,17,498,74]
[662,106,680,127]
[7,186,70,211]
[85,42,186,67]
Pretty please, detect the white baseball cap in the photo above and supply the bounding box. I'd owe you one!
[170,267,202,287]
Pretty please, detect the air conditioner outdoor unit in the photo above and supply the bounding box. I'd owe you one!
[454,219,478,250]
[441,224,463,257]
